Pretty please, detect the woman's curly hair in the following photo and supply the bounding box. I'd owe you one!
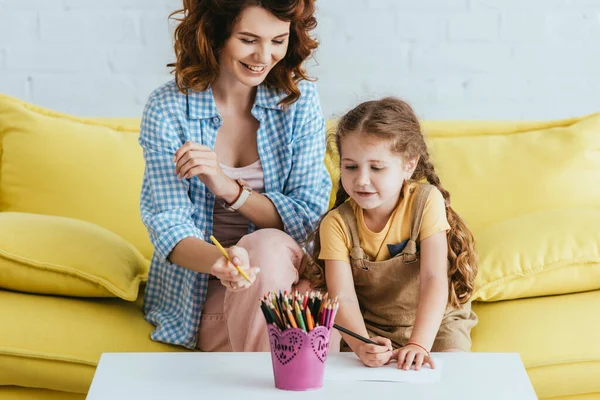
[168,0,318,106]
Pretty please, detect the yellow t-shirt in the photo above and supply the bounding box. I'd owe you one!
[319,183,451,263]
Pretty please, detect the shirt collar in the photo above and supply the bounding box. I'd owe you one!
[255,83,287,110]
[186,86,219,120]
[186,83,286,120]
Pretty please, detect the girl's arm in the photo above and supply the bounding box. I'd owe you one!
[325,259,370,350]
[326,259,394,367]
[409,231,450,351]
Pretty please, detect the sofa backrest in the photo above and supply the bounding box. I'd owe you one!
[0,94,153,259]
[326,115,600,235]
[2,93,600,260]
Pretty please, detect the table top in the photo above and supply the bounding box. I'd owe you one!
[87,352,537,400]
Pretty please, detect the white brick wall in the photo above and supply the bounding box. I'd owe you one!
[0,0,599,119]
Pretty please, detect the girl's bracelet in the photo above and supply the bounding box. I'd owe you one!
[406,342,430,356]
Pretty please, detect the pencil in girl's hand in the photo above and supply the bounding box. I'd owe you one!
[333,324,378,345]
[209,235,252,283]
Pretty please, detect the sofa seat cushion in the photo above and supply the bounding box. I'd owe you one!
[473,209,600,301]
[0,290,184,394]
[0,94,153,263]
[472,289,600,399]
[0,212,148,300]
[0,387,85,400]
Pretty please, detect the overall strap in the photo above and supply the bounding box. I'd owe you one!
[403,183,434,263]
[337,202,367,269]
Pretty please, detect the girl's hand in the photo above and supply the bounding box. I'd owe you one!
[173,142,237,200]
[354,336,394,368]
[393,344,436,371]
[209,246,260,291]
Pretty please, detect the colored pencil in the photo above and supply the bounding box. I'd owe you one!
[260,290,346,334]
[295,302,307,332]
[209,235,251,283]
[260,301,272,324]
[333,324,378,345]
[285,303,298,329]
[306,307,314,331]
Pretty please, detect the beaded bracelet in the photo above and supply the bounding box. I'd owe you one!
[406,342,430,356]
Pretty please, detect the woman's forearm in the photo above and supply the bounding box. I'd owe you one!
[235,192,284,230]
[409,276,448,350]
[168,237,223,274]
[214,173,284,231]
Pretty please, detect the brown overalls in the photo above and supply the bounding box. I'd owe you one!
[338,183,477,351]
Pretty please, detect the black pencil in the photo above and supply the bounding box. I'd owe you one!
[260,301,273,324]
[333,323,378,345]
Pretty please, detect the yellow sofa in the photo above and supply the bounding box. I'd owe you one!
[1,93,599,399]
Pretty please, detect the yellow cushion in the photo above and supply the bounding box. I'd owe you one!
[423,114,600,234]
[0,289,184,394]
[472,209,600,301]
[0,387,85,400]
[0,212,148,300]
[325,114,600,234]
[472,289,600,399]
[0,94,153,263]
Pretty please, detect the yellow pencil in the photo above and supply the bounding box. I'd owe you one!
[209,235,252,283]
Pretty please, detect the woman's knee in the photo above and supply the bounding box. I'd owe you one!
[238,229,299,254]
[239,229,302,266]
[237,229,304,290]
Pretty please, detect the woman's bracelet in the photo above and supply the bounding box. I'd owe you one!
[406,342,430,356]
[228,183,243,205]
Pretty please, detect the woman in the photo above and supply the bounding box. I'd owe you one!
[138,0,331,352]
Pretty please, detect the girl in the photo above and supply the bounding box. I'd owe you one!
[139,0,331,352]
[303,97,478,370]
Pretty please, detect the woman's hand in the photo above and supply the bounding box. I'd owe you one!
[393,344,436,371]
[210,246,260,291]
[354,336,394,368]
[173,141,238,201]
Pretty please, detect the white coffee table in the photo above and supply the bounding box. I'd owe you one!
[87,352,537,399]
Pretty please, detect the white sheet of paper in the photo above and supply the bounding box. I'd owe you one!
[324,354,443,383]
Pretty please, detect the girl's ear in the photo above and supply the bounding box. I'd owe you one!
[404,156,419,175]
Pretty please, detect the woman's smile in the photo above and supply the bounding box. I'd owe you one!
[239,61,267,74]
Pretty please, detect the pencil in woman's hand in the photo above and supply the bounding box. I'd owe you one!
[333,324,378,345]
[209,235,252,283]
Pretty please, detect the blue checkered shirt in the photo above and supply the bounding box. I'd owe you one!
[139,79,331,349]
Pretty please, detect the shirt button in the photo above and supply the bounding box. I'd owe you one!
[213,116,221,123]
[206,193,213,198]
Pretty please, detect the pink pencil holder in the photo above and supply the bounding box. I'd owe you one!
[267,324,331,391]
